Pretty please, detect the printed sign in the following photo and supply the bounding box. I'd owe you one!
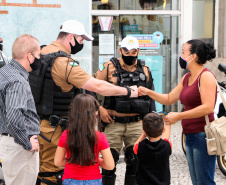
[123,25,138,31]
[139,55,163,111]
[98,16,113,31]
[99,55,113,71]
[123,25,142,37]
[129,31,164,50]
[99,34,114,54]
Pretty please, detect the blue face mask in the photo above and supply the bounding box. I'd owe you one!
[179,54,193,69]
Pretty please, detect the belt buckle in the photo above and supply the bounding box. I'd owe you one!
[124,117,130,123]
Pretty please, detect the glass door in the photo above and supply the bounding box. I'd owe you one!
[91,1,180,112]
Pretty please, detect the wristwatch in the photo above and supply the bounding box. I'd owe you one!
[125,86,131,98]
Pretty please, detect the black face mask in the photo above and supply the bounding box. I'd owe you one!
[70,37,84,54]
[122,54,138,66]
[179,54,193,69]
[179,56,187,69]
[29,54,41,71]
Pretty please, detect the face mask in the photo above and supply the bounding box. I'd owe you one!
[29,54,41,71]
[179,54,193,69]
[122,54,138,66]
[70,37,84,54]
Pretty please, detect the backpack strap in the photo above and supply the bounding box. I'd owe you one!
[137,59,145,67]
[110,57,122,85]
[41,50,71,65]
[110,57,120,69]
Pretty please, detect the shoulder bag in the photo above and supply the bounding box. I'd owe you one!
[199,78,226,155]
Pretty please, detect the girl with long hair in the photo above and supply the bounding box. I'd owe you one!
[54,94,114,185]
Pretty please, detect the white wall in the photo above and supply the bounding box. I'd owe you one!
[0,0,91,73]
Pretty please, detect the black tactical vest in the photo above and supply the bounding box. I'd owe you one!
[104,57,153,116]
[29,51,79,116]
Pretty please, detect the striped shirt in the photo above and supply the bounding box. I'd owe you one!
[0,59,40,150]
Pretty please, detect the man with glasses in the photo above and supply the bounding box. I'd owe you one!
[33,20,138,185]
[95,36,155,185]
[0,34,40,185]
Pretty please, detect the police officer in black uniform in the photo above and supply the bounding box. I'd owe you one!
[95,36,156,185]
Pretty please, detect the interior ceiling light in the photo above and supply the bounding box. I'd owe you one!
[163,0,166,10]
[101,0,109,4]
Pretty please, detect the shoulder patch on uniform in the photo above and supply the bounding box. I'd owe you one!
[99,64,105,71]
[69,61,78,67]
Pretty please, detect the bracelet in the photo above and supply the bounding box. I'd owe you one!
[125,86,131,98]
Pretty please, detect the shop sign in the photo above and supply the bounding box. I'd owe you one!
[98,16,113,31]
[99,55,114,71]
[123,25,142,37]
[129,32,164,49]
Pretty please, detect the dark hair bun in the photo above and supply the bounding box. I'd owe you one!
[205,43,216,61]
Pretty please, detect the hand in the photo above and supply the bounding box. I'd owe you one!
[163,115,171,125]
[133,131,146,151]
[30,135,39,152]
[138,86,149,96]
[99,106,114,124]
[164,112,181,125]
[129,85,138,98]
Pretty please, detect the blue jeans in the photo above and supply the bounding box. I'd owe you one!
[185,132,216,185]
[63,179,102,185]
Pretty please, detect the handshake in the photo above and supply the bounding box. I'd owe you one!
[128,86,150,98]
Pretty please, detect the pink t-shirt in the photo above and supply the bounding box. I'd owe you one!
[58,130,110,180]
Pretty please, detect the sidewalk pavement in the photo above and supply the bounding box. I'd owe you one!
[115,121,226,185]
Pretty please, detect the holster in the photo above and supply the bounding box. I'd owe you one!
[37,170,64,185]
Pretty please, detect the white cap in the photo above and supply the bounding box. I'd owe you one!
[60,20,94,41]
[120,36,139,52]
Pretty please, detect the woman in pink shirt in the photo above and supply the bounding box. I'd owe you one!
[139,39,217,185]
[54,94,114,185]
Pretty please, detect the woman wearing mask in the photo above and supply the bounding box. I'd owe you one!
[54,94,114,185]
[139,39,217,185]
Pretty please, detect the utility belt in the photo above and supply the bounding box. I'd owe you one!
[101,115,142,132]
[113,115,142,123]
[40,114,68,130]
[37,170,64,185]
[39,114,68,143]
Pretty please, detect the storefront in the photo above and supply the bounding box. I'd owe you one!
[0,0,216,112]
[90,0,215,112]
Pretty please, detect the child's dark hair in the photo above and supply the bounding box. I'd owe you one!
[143,113,164,138]
[66,94,100,166]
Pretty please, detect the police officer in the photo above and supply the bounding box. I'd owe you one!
[95,36,156,185]
[32,20,138,185]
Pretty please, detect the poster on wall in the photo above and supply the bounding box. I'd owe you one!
[129,31,164,50]
[98,16,113,31]
[138,55,163,112]
[99,34,114,54]
[0,0,90,60]
[99,55,114,71]
[123,25,142,37]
